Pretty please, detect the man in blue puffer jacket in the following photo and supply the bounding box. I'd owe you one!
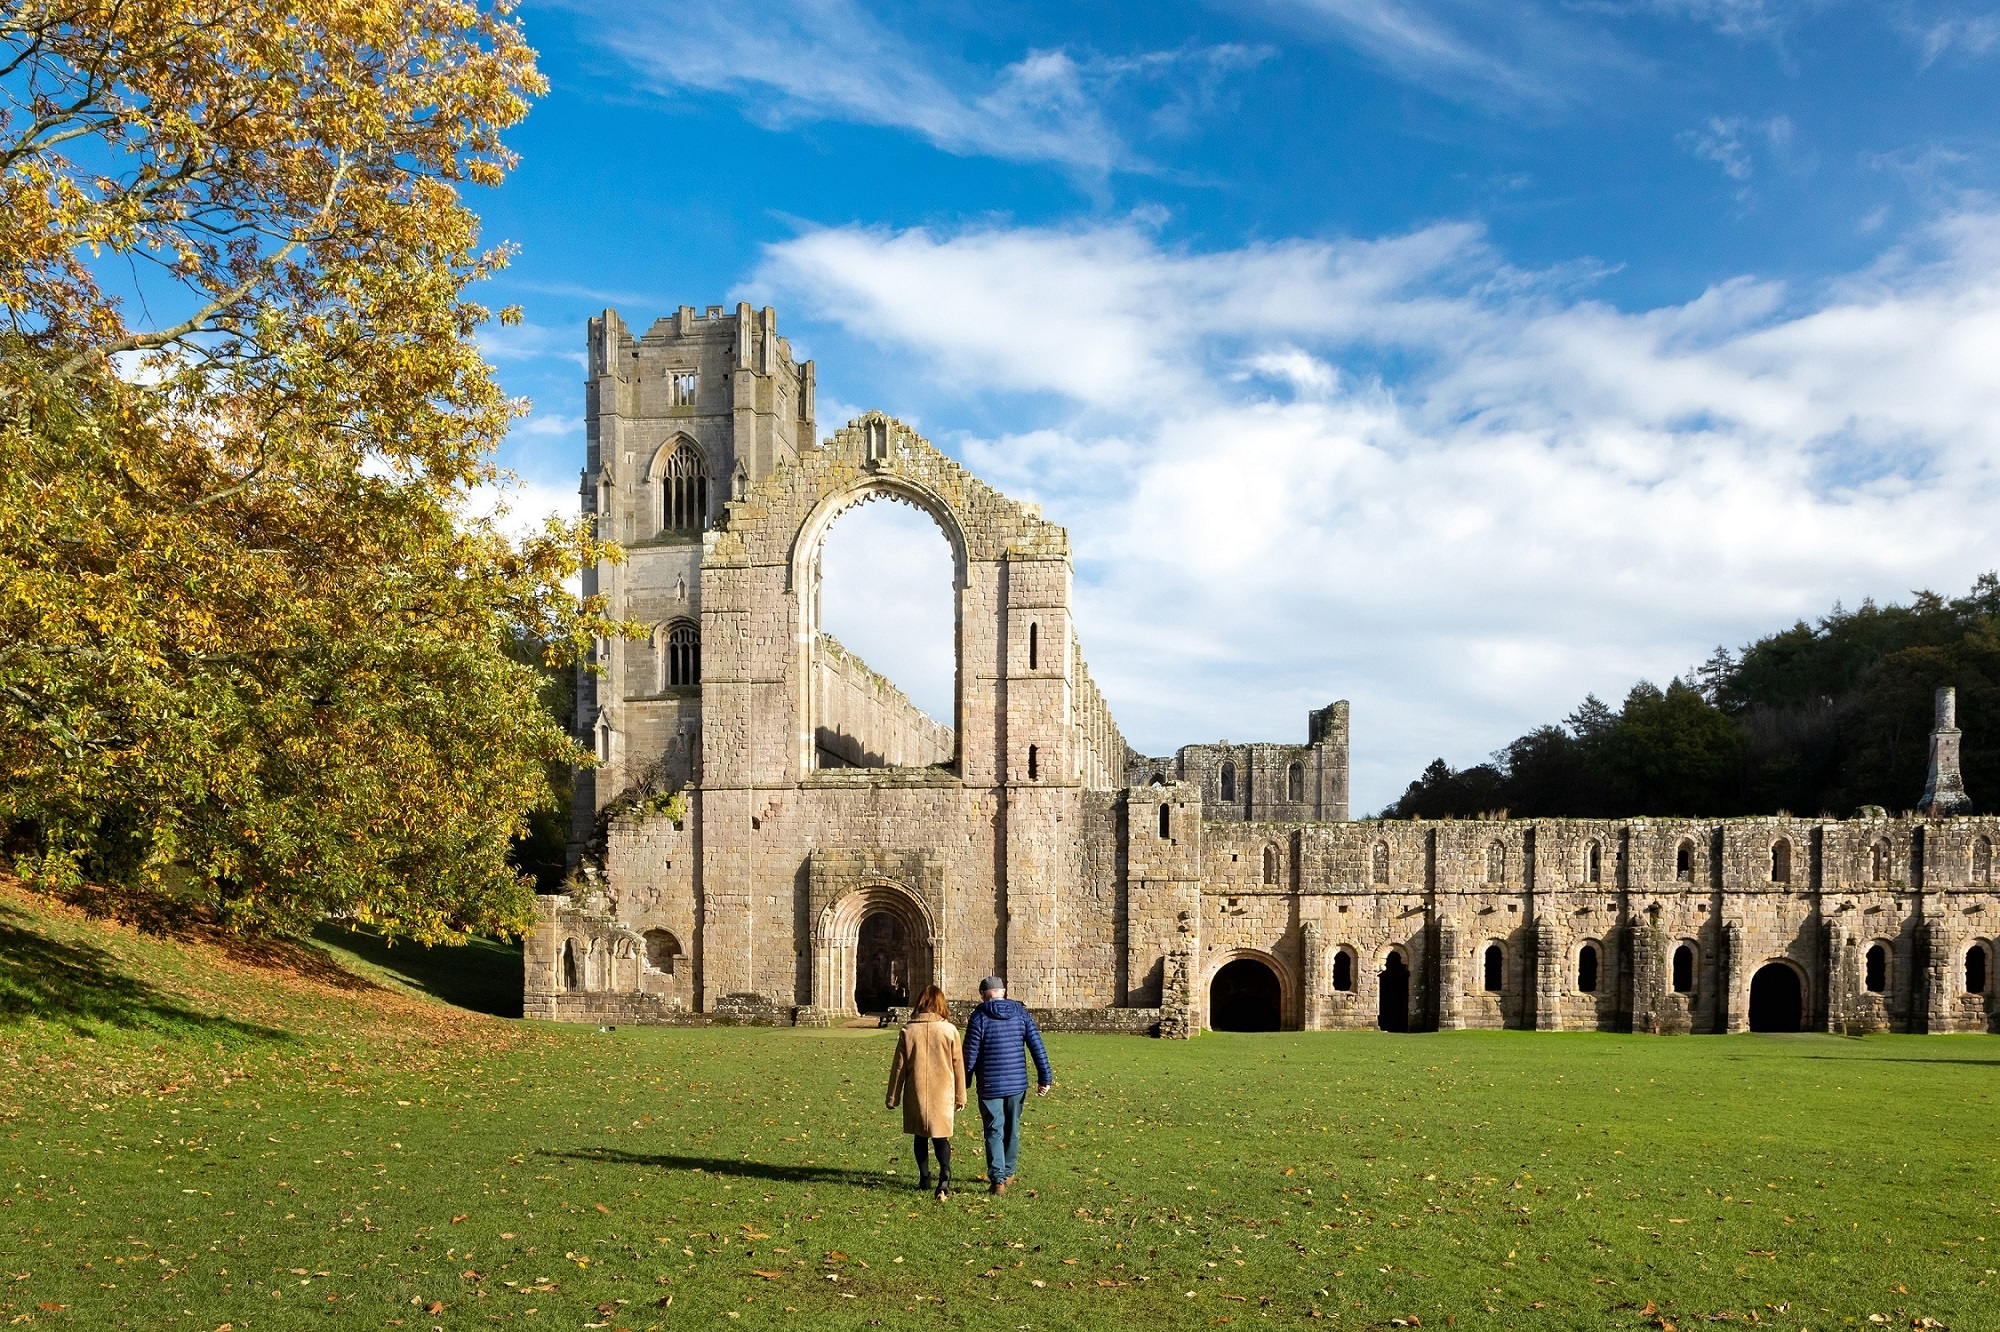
[961,976,1054,1195]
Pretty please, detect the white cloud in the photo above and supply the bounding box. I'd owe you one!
[755,213,2000,810]
[1254,0,1631,107]
[1679,114,1794,189]
[560,0,1263,174]
[1914,11,2000,62]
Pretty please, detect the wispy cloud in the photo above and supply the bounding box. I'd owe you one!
[1680,114,1794,195]
[756,214,2000,808]
[556,0,1264,174]
[1911,9,2000,63]
[1253,0,1629,107]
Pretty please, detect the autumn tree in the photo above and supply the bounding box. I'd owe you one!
[0,0,625,941]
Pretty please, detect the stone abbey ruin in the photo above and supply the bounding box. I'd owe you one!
[528,302,1999,1038]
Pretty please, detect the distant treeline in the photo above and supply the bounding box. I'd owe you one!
[1383,575,2000,820]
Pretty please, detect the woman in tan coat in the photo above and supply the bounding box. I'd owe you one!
[886,985,966,1199]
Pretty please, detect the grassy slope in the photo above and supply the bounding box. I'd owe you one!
[3,880,1998,1331]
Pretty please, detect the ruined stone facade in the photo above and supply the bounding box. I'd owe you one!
[529,304,2000,1039]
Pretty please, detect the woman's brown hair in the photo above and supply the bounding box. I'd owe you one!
[914,985,950,1019]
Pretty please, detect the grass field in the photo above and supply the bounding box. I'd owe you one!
[3,882,1997,1331]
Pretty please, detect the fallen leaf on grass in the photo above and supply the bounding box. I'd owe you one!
[450,1214,468,1224]
[595,1203,611,1215]
[424,1301,443,1314]
[1745,1250,1776,1257]
[751,1271,785,1281]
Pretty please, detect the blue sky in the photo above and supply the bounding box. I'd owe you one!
[480,0,2000,811]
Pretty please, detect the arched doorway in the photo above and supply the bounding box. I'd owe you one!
[1748,963,1803,1032]
[813,882,937,1018]
[1209,958,1281,1031]
[854,911,912,1013]
[1378,952,1410,1032]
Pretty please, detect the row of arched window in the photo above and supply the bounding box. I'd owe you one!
[1318,939,1996,999]
[1216,760,1308,804]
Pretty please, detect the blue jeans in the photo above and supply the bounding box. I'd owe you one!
[978,1092,1024,1183]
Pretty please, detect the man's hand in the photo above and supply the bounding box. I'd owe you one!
[1037,1082,1054,1098]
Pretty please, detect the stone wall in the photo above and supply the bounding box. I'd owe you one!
[811,633,954,769]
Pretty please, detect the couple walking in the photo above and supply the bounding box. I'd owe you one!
[884,975,1053,1200]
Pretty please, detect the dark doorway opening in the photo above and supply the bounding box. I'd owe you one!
[1210,958,1282,1031]
[1748,963,1803,1032]
[1378,952,1410,1032]
[853,912,910,1014]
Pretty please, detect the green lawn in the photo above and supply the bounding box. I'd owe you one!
[4,887,1997,1331]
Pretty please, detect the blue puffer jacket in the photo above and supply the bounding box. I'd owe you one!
[962,998,1053,1099]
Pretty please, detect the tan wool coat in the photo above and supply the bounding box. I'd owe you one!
[885,1012,967,1138]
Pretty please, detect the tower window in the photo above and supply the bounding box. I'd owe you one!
[1483,944,1503,992]
[659,440,709,533]
[1872,840,1891,883]
[1486,841,1505,885]
[1028,621,1039,671]
[1220,761,1236,803]
[1676,840,1693,881]
[1027,745,1039,782]
[1158,802,1171,839]
[1262,844,1279,885]
[1771,838,1792,883]
[1371,841,1390,884]
[669,370,698,406]
[1577,943,1599,994]
[1974,836,1992,885]
[1586,840,1601,883]
[665,622,700,688]
[1287,761,1304,802]
[1864,943,1887,994]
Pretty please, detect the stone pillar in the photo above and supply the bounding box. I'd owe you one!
[1721,921,1745,1033]
[1300,922,1325,1032]
[1918,686,1972,816]
[1823,920,1850,1034]
[1532,921,1562,1031]
[1159,923,1197,1040]
[1435,919,1463,1030]
[1630,916,1659,1035]
[1924,921,1954,1034]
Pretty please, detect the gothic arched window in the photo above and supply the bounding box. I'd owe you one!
[657,439,709,534]
[664,622,699,688]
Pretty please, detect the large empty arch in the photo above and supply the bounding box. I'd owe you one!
[797,482,964,772]
[1748,962,1804,1032]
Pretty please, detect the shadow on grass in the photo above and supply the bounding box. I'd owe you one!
[0,904,287,1042]
[314,922,523,1019]
[540,1147,888,1187]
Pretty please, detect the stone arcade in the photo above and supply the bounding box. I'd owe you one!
[527,303,2000,1039]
